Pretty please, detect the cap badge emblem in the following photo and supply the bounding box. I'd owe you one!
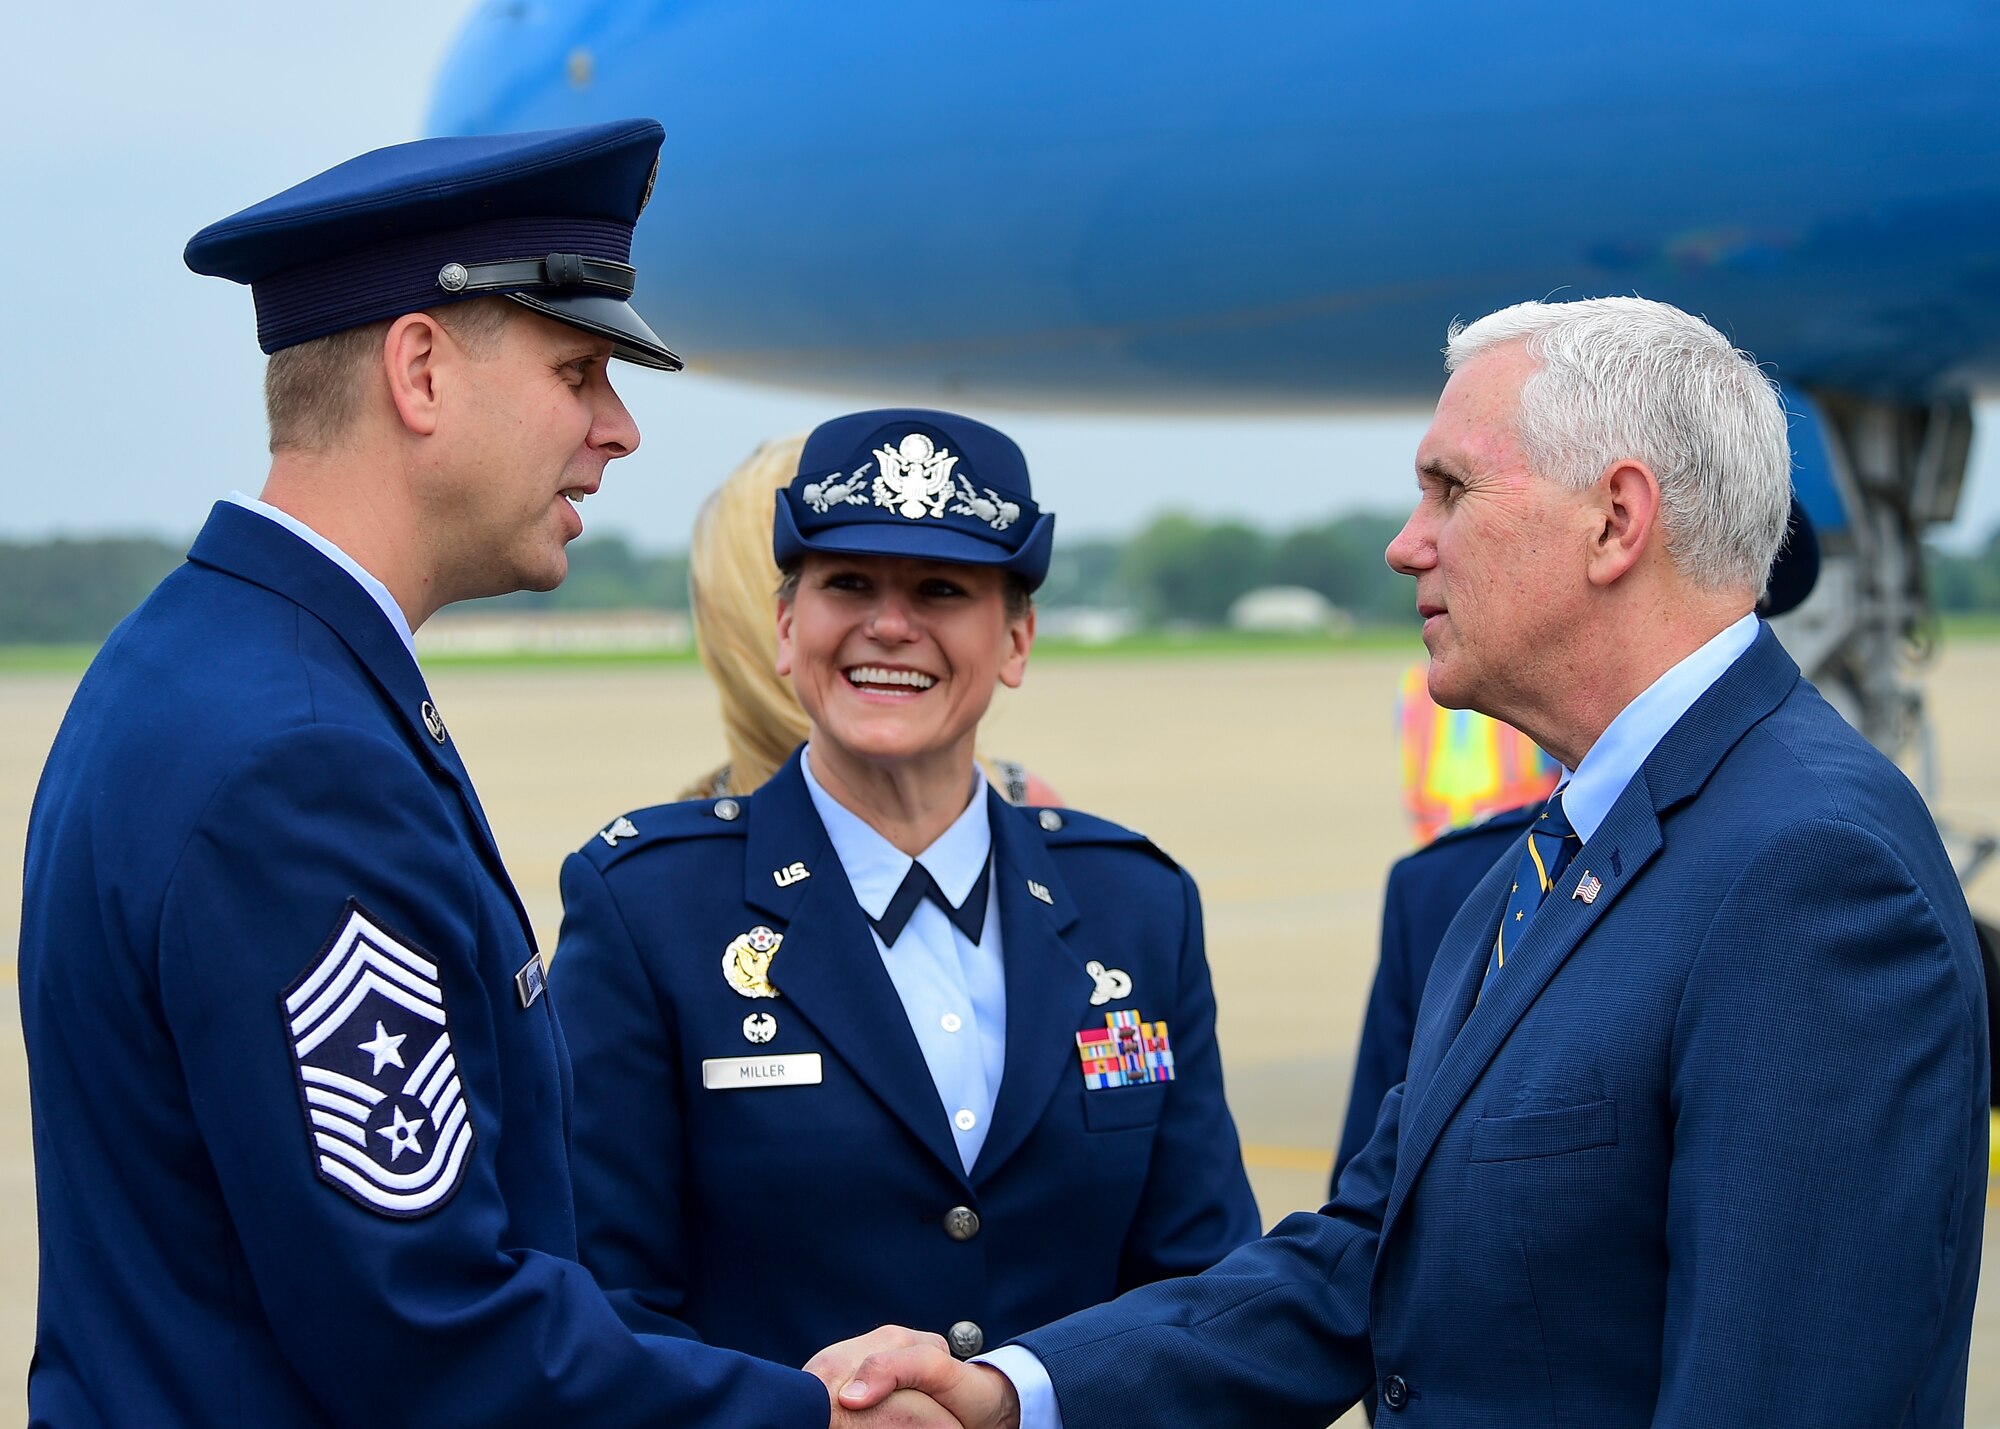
[873,433,958,520]
[802,466,871,514]
[638,154,660,214]
[722,925,783,999]
[436,262,470,294]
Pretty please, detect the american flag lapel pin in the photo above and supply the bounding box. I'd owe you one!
[1574,871,1602,904]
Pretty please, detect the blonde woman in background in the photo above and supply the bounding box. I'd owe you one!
[680,433,1060,806]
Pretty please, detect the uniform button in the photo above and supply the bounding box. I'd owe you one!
[954,1109,977,1132]
[712,797,741,821]
[940,1012,963,1033]
[1038,809,1063,832]
[1381,1374,1409,1411]
[943,1206,981,1241]
[948,1320,984,1358]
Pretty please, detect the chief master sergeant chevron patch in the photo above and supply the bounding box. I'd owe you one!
[283,900,477,1218]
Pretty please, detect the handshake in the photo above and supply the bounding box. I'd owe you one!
[810,1326,1022,1429]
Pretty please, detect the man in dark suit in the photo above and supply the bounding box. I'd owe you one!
[829,296,1990,1427]
[17,123,933,1427]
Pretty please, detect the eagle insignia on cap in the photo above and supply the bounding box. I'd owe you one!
[639,154,660,214]
[873,433,958,520]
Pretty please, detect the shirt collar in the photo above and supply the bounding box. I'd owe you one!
[227,492,417,662]
[1558,611,1760,842]
[800,746,993,920]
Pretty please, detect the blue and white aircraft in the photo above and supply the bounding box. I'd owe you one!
[429,0,2000,862]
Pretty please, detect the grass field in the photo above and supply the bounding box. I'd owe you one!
[2,639,1996,1422]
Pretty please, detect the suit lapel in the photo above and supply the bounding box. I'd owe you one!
[187,503,537,952]
[743,757,968,1179]
[972,795,1094,1181]
[1384,625,1801,1224]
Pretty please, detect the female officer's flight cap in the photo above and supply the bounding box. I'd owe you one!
[775,409,1057,589]
[183,119,680,370]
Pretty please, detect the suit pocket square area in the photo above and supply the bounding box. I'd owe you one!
[1081,1083,1167,1133]
[1470,1098,1618,1162]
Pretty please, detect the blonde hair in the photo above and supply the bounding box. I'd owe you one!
[683,435,812,798]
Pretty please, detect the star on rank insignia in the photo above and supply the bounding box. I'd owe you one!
[283,900,475,1218]
[1075,1009,1176,1089]
[722,925,783,999]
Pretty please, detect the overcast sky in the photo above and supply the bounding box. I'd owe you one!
[7,1,1997,553]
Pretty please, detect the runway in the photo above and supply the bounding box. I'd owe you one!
[3,643,1995,1423]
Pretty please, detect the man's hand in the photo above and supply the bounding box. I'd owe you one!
[809,1327,1021,1429]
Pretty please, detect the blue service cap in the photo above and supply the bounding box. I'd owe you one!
[184,119,681,370]
[1761,494,1820,618]
[774,409,1056,589]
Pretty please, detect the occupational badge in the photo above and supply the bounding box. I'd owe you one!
[872,432,958,520]
[283,900,475,1218]
[743,1012,778,1044]
[1074,1009,1175,1089]
[722,924,783,999]
[1085,959,1133,1007]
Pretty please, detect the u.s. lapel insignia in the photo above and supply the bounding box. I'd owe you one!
[598,816,639,848]
[420,700,448,744]
[1075,1009,1175,1089]
[283,900,475,1218]
[1085,959,1132,1006]
[872,433,958,520]
[1026,879,1054,905]
[1574,871,1602,904]
[722,925,782,999]
[773,860,811,889]
[515,954,547,1009]
[742,1011,777,1044]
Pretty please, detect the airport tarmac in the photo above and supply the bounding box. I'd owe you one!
[3,643,1996,1423]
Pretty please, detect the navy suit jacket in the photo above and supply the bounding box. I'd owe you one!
[17,504,826,1428]
[1335,805,1537,1184]
[1020,626,1989,1427]
[553,750,1260,1368]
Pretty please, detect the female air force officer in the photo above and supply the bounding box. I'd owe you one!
[553,409,1259,1368]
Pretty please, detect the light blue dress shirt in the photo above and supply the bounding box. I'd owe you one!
[801,746,1008,1175]
[226,493,418,662]
[988,609,1763,1429]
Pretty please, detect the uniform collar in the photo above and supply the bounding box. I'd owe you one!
[1559,611,1759,842]
[799,745,992,921]
[226,492,418,662]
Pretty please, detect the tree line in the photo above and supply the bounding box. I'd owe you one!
[14,516,2000,646]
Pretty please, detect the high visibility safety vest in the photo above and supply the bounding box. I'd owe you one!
[1396,664,1560,847]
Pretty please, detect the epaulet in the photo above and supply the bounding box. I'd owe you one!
[1423,801,1539,850]
[1023,805,1179,870]
[576,794,751,869]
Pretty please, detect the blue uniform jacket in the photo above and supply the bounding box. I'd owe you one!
[1334,806,1537,1184]
[553,749,1261,1368]
[17,503,826,1428]
[1019,625,1989,1427]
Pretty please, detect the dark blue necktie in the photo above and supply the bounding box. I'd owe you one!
[1480,789,1580,996]
[870,859,992,945]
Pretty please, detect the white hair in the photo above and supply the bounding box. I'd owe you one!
[1445,297,1791,592]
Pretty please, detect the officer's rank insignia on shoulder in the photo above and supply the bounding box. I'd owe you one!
[282,900,476,1218]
